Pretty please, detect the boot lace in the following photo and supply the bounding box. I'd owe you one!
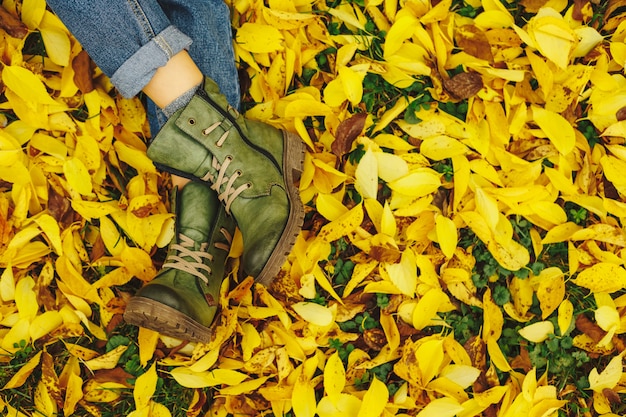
[207,157,250,213]
[162,228,232,285]
[200,118,251,212]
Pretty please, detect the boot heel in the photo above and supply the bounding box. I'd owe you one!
[284,131,306,182]
[254,131,306,286]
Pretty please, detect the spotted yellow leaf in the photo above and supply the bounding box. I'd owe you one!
[236,22,284,53]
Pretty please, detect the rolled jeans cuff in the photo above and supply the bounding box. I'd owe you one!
[111,25,192,98]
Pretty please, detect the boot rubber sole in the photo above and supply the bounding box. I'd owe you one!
[254,131,306,287]
[123,296,214,344]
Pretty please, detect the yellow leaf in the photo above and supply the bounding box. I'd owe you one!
[532,106,575,155]
[435,214,458,259]
[487,236,530,272]
[535,267,565,319]
[527,8,575,69]
[440,365,481,389]
[328,4,366,31]
[375,152,409,183]
[292,376,317,417]
[317,393,362,417]
[15,275,38,320]
[355,149,378,200]
[64,372,83,416]
[483,288,503,341]
[236,22,284,53]
[219,376,271,395]
[486,337,512,372]
[34,214,63,256]
[557,299,573,336]
[40,25,70,67]
[170,367,248,388]
[420,135,469,161]
[240,322,261,362]
[316,193,348,221]
[138,327,159,367]
[380,311,400,351]
[63,157,93,196]
[318,203,363,242]
[30,311,62,341]
[588,352,624,392]
[324,352,346,399]
[541,222,581,244]
[384,249,418,297]
[388,168,441,197]
[292,302,334,326]
[2,65,57,105]
[0,263,16,302]
[338,65,365,106]
[121,246,156,281]
[21,0,46,29]
[518,320,554,343]
[3,351,42,389]
[384,15,419,58]
[356,376,388,417]
[149,401,172,417]
[83,380,125,403]
[134,361,158,410]
[113,141,156,174]
[71,200,119,220]
[412,288,447,330]
[572,263,626,293]
[34,379,57,417]
[84,345,129,372]
[415,397,464,417]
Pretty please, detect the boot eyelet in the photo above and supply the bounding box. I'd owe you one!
[188,118,196,125]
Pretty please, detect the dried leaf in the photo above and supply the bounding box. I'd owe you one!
[443,71,483,99]
[332,113,367,158]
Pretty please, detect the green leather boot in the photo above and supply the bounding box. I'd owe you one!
[123,181,235,343]
[146,77,305,286]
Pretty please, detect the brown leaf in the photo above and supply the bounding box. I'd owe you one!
[573,0,591,20]
[93,368,135,387]
[443,72,483,100]
[465,336,487,370]
[604,0,626,32]
[509,342,532,372]
[89,233,106,262]
[363,328,386,351]
[603,387,622,405]
[331,113,367,158]
[72,50,94,94]
[369,245,402,263]
[575,314,606,343]
[455,25,493,61]
[520,0,551,13]
[187,389,208,417]
[0,5,28,39]
[48,185,73,227]
[41,352,63,408]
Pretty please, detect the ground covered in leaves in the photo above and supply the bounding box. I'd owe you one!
[2,0,626,415]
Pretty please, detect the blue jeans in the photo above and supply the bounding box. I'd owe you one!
[46,0,241,130]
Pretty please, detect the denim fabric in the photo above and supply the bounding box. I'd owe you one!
[46,0,241,129]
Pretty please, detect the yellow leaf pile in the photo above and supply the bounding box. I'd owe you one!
[3,0,626,416]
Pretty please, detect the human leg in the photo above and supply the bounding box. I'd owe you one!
[48,0,304,297]
[46,0,237,342]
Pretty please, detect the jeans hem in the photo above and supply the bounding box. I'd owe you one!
[111,25,192,98]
